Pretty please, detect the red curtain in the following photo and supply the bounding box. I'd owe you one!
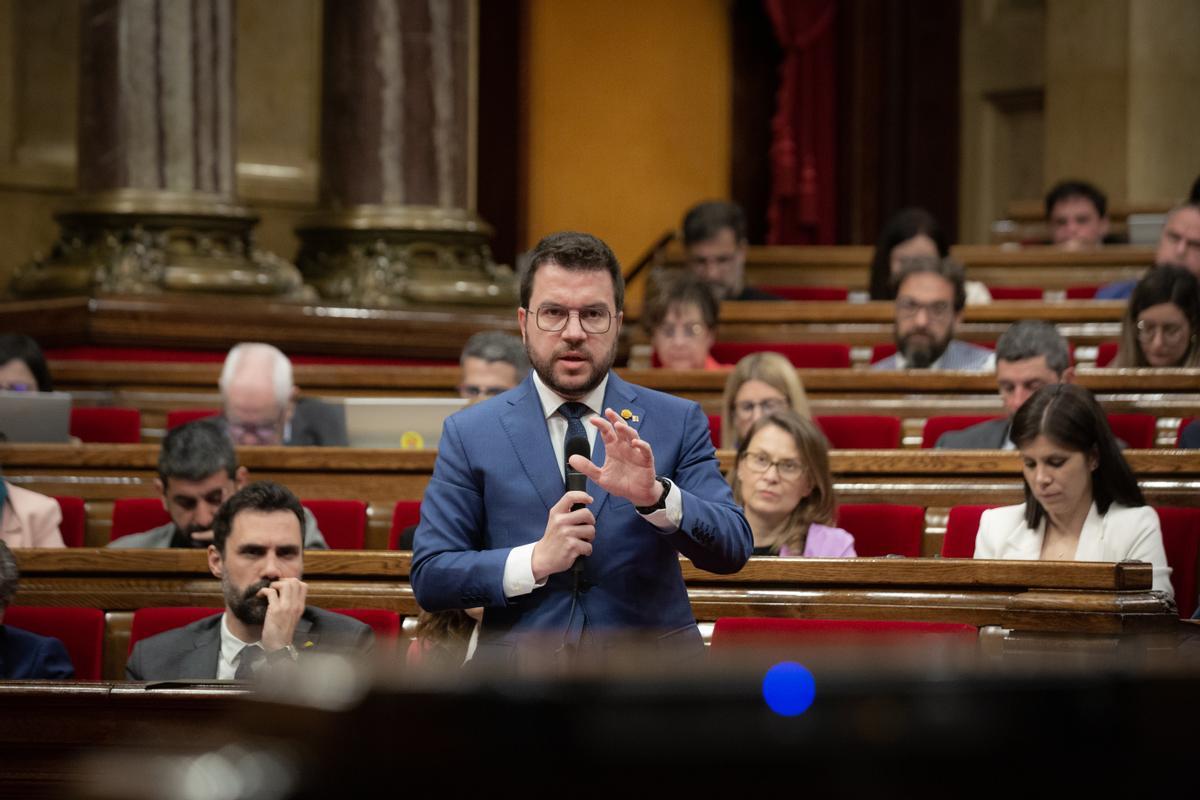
[764,0,837,245]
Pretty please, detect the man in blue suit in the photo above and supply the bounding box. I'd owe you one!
[0,541,74,679]
[411,231,752,662]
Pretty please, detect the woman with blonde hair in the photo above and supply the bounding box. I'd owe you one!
[720,351,810,449]
[729,410,855,557]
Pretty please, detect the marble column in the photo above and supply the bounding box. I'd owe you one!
[296,0,515,307]
[11,0,308,298]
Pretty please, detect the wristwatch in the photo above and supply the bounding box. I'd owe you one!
[635,476,672,514]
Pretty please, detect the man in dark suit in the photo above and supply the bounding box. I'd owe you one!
[936,321,1074,449]
[682,201,780,301]
[0,541,74,679]
[126,481,372,681]
[411,231,752,663]
[219,342,348,447]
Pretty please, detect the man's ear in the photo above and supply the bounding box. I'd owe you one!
[208,545,224,579]
[155,477,166,510]
[1062,366,1077,384]
[517,307,527,344]
[234,465,250,488]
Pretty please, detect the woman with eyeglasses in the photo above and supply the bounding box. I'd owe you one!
[974,384,1172,597]
[1113,265,1200,368]
[643,272,723,371]
[729,410,855,557]
[0,333,53,393]
[720,351,810,449]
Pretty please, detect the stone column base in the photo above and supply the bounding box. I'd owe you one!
[9,190,313,299]
[295,205,517,308]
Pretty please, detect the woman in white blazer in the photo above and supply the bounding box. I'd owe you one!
[974,384,1173,599]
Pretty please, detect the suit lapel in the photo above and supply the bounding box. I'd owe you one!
[1074,503,1105,560]
[500,378,563,513]
[591,375,644,524]
[189,617,222,677]
[291,612,318,651]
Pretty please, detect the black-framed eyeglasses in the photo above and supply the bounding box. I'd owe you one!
[531,304,613,334]
[896,298,953,321]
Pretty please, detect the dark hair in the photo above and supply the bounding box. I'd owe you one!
[1009,384,1144,530]
[1114,265,1200,368]
[158,418,239,485]
[211,481,306,554]
[868,208,950,300]
[0,541,17,609]
[1190,175,1200,204]
[892,255,968,312]
[682,201,747,247]
[0,333,53,391]
[642,271,720,334]
[995,321,1071,374]
[460,331,529,377]
[1044,180,1107,219]
[520,231,624,313]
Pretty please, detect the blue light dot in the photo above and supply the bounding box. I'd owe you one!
[762,661,816,717]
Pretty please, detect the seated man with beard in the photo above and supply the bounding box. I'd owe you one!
[871,256,995,371]
[126,481,372,681]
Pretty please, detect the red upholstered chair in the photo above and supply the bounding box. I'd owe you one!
[1180,418,1197,446]
[303,499,368,550]
[1096,342,1119,367]
[330,608,402,646]
[110,498,170,542]
[388,501,422,550]
[835,504,924,557]
[1065,285,1099,299]
[706,415,722,449]
[921,415,1003,449]
[1156,506,1200,618]
[1106,414,1157,449]
[988,286,1043,300]
[815,415,901,449]
[710,617,977,649]
[53,496,87,548]
[69,407,141,443]
[129,607,221,652]
[870,343,897,364]
[165,408,220,430]
[942,505,999,558]
[759,285,849,301]
[710,342,852,369]
[3,606,106,680]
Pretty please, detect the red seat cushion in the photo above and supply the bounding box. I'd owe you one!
[815,415,901,449]
[4,606,106,680]
[1065,285,1099,299]
[69,407,141,443]
[758,285,849,301]
[52,496,87,548]
[835,504,924,557]
[706,415,722,449]
[1106,413,1157,448]
[988,286,1043,300]
[711,617,977,649]
[870,343,898,364]
[943,505,998,558]
[329,608,401,640]
[303,500,368,550]
[388,501,422,550]
[166,409,220,430]
[921,416,1003,449]
[110,498,170,542]
[1156,506,1200,618]
[1096,342,1119,367]
[710,342,852,369]
[129,607,222,652]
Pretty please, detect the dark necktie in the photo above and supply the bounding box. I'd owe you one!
[235,644,264,680]
[558,402,591,477]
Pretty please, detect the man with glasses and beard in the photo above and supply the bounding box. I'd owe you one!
[411,231,751,664]
[126,481,372,681]
[872,256,995,371]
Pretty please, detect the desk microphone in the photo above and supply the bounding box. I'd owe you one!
[565,435,590,578]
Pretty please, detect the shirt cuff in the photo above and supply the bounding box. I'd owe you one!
[502,541,547,598]
[639,479,682,533]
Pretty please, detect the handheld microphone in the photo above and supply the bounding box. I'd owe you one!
[565,435,590,577]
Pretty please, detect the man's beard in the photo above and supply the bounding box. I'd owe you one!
[897,327,951,368]
[224,577,273,627]
[526,339,618,400]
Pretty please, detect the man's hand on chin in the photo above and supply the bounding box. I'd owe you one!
[258,577,308,652]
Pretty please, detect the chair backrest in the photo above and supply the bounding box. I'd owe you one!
[921,415,1003,449]
[758,285,849,302]
[1179,418,1197,447]
[987,286,1043,300]
[1095,342,1119,367]
[165,408,220,430]
[3,606,106,679]
[110,498,171,542]
[1106,413,1157,448]
[710,617,977,649]
[303,499,368,550]
[815,415,901,449]
[942,505,999,558]
[129,607,222,653]
[1065,285,1099,299]
[710,342,851,369]
[835,504,924,557]
[69,407,141,443]
[1155,506,1200,618]
[53,496,87,548]
[388,501,422,550]
[329,608,402,640]
[706,415,721,449]
[870,343,898,364]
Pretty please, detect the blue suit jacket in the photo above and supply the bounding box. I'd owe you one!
[0,624,75,680]
[410,372,752,656]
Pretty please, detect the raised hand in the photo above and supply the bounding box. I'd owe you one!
[531,490,596,581]
[569,408,662,508]
[258,576,308,652]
